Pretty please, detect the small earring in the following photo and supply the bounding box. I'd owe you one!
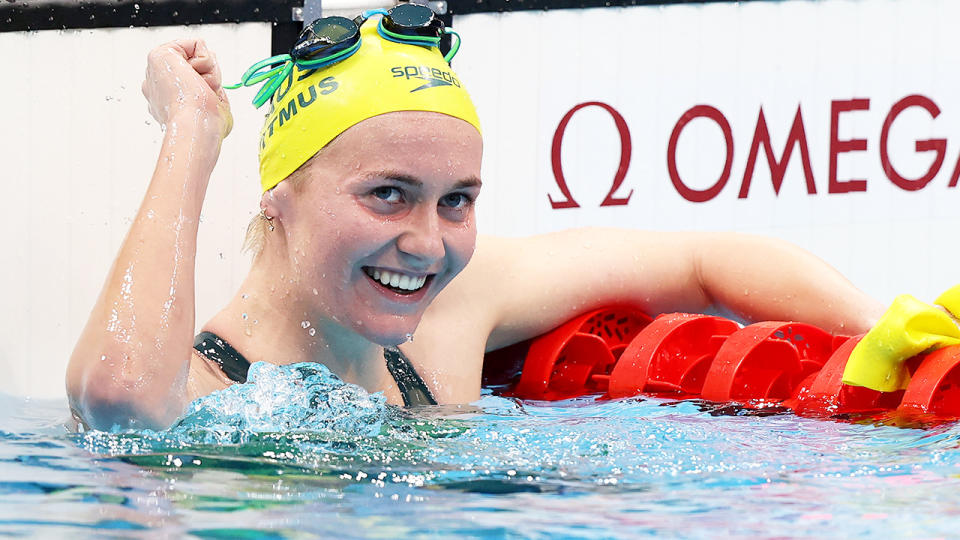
[260,208,275,231]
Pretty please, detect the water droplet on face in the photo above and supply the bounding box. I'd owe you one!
[309,328,316,336]
[405,333,414,343]
[242,313,248,320]
[301,321,311,329]
[313,288,318,295]
[242,294,248,299]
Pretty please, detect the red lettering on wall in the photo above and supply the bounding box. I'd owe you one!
[667,105,734,203]
[739,106,816,198]
[880,95,946,191]
[828,99,870,193]
[549,101,633,209]
[950,156,960,188]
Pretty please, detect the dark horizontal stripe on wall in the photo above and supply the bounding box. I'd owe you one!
[447,0,766,15]
[0,0,303,33]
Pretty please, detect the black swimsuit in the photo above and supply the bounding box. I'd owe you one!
[193,331,438,406]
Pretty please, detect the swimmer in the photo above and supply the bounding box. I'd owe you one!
[67,5,885,430]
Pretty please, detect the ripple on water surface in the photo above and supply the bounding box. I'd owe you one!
[3,362,960,538]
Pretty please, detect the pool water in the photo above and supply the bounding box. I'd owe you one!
[3,361,960,538]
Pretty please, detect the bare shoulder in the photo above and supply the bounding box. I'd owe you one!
[430,229,714,350]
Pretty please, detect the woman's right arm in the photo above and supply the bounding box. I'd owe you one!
[66,39,232,431]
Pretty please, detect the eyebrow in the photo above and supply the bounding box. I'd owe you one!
[366,171,483,190]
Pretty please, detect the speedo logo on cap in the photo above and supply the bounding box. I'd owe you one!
[391,66,461,92]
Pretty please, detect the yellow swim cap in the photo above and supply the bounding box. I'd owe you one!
[257,17,481,192]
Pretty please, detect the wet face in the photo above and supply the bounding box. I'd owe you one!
[276,111,483,345]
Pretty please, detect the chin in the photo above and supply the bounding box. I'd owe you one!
[352,314,422,347]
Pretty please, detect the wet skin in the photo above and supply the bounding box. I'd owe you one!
[263,112,483,347]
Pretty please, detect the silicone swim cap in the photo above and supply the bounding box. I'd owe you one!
[257,17,482,192]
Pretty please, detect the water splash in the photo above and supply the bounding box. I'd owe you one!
[79,362,388,453]
[172,362,387,444]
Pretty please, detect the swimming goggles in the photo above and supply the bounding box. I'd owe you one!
[224,3,461,108]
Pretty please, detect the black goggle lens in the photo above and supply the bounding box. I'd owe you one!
[382,4,444,38]
[292,16,359,60]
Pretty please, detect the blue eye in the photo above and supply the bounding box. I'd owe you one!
[440,193,472,209]
[372,186,403,203]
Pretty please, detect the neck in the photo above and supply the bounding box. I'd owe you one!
[203,249,388,389]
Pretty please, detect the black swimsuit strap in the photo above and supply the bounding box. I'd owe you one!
[194,331,251,383]
[384,347,438,406]
[193,331,438,406]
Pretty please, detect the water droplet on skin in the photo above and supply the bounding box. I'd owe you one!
[301,321,311,329]
[242,294,248,299]
[405,333,414,342]
[313,288,318,295]
[244,327,252,336]
[242,313,248,320]
[309,328,316,336]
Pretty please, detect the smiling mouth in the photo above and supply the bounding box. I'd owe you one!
[363,267,432,295]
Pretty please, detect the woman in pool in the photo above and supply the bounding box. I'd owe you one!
[67,7,885,430]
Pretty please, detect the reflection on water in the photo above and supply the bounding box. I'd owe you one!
[3,363,960,538]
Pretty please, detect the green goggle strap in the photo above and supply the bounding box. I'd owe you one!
[224,40,362,108]
[377,22,460,63]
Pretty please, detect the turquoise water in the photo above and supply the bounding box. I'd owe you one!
[3,362,960,538]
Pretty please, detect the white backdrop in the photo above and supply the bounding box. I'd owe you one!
[456,0,960,304]
[2,0,958,398]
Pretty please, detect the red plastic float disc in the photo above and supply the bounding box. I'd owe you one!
[511,307,652,400]
[898,345,960,417]
[607,313,740,399]
[785,336,906,416]
[700,322,838,403]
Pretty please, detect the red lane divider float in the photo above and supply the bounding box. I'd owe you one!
[504,307,960,420]
[608,314,738,399]
[511,307,651,400]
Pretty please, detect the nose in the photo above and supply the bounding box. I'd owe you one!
[396,207,445,266]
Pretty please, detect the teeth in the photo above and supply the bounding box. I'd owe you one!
[365,268,428,292]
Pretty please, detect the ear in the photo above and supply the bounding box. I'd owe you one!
[260,180,295,220]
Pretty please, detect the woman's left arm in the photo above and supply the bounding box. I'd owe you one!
[457,229,884,351]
